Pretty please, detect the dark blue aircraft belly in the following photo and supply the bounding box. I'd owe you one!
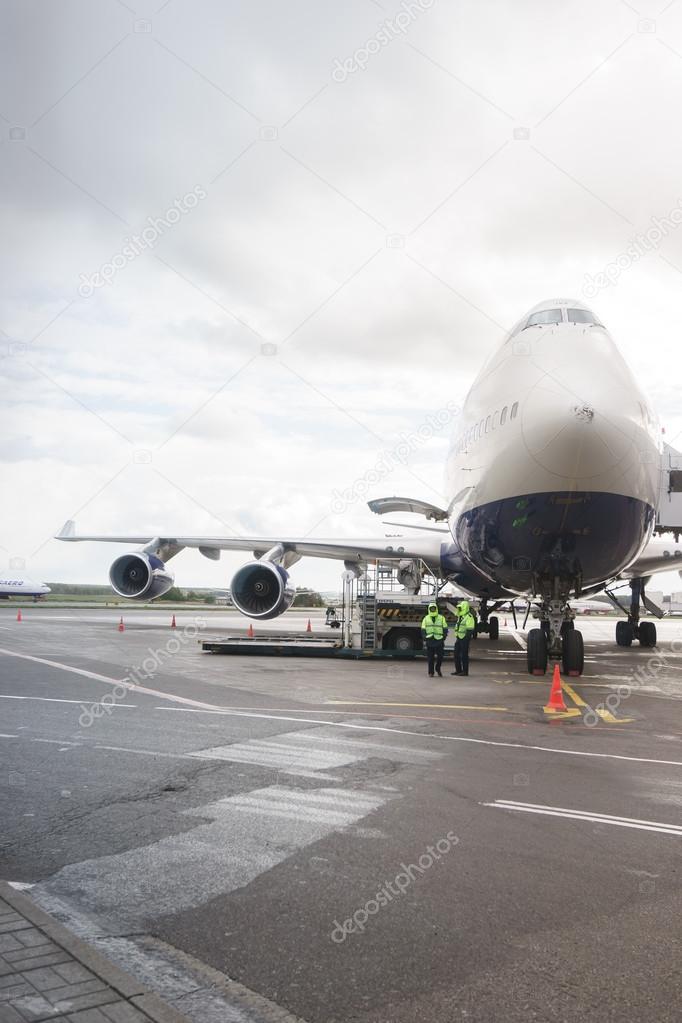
[445,491,655,592]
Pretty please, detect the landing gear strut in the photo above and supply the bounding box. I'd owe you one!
[614,579,657,648]
[476,598,500,642]
[527,590,583,676]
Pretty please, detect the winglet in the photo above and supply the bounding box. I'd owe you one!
[56,519,76,540]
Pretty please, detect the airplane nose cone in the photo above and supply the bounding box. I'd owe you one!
[520,380,637,480]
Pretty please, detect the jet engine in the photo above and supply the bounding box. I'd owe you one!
[109,553,174,600]
[230,561,294,619]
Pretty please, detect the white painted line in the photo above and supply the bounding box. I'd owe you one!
[261,788,381,808]
[0,733,18,738]
[94,745,196,759]
[0,646,223,711]
[483,799,682,836]
[225,802,360,826]
[0,695,137,708]
[496,799,682,827]
[285,732,441,760]
[33,738,81,746]
[0,647,128,685]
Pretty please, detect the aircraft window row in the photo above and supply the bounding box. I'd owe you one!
[455,401,519,452]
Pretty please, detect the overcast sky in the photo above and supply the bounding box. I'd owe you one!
[3,0,682,594]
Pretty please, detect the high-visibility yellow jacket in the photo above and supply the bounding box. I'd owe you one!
[455,600,476,639]
[420,612,448,641]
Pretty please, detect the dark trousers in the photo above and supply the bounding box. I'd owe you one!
[454,635,471,675]
[426,639,444,675]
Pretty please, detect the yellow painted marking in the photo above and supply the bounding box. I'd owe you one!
[543,706,582,718]
[561,682,589,708]
[565,681,629,688]
[564,682,635,725]
[596,708,635,724]
[326,700,510,712]
[564,683,638,724]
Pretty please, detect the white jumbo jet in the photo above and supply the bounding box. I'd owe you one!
[56,298,682,676]
[0,576,51,599]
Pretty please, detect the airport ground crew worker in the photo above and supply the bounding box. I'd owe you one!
[420,602,448,677]
[451,600,476,676]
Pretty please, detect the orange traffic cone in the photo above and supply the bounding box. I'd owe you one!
[16,609,22,622]
[247,622,254,638]
[118,616,125,633]
[306,618,312,633]
[171,614,176,629]
[544,663,567,713]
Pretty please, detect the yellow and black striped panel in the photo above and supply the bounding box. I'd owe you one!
[377,607,440,622]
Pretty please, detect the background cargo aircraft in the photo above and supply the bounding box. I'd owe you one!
[57,298,682,676]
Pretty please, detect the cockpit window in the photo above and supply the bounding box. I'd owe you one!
[567,307,601,325]
[524,308,563,328]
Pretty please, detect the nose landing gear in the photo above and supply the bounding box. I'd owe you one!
[562,628,584,676]
[527,627,548,675]
[527,595,583,676]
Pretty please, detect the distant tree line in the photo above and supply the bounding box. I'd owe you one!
[47,583,111,595]
[46,583,325,606]
[159,587,216,603]
[292,587,324,607]
[47,583,217,603]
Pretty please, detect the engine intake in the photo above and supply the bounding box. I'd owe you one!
[231,561,294,619]
[109,553,174,601]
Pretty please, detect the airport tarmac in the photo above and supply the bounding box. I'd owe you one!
[1,605,681,1022]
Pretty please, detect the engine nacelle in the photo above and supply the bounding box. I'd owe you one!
[109,553,174,601]
[230,561,294,619]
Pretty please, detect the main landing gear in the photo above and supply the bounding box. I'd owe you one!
[476,598,500,641]
[614,579,657,648]
[527,596,584,676]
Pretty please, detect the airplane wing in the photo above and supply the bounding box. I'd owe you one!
[55,520,443,568]
[619,534,682,579]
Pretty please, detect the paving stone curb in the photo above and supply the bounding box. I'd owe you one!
[0,883,190,1022]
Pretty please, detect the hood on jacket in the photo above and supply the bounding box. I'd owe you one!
[427,603,439,614]
[457,600,470,614]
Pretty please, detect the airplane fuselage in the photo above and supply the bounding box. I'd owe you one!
[0,578,51,598]
[443,300,661,600]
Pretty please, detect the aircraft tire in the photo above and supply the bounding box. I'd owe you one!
[562,629,584,676]
[488,616,499,641]
[616,620,633,647]
[527,628,548,675]
[639,620,657,648]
